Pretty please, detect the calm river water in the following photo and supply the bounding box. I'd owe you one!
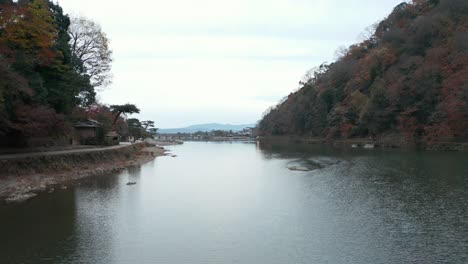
[0,141,467,264]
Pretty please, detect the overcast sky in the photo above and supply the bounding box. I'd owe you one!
[58,0,405,128]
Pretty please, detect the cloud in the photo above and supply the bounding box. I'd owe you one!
[58,0,405,127]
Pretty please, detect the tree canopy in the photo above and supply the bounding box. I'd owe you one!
[69,15,113,88]
[110,104,140,126]
[0,0,118,147]
[259,0,468,143]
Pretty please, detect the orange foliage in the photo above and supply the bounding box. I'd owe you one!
[258,0,468,142]
[0,0,58,65]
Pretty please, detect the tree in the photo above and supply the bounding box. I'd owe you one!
[126,118,157,139]
[0,57,30,136]
[12,105,69,139]
[0,0,116,147]
[44,1,96,109]
[141,120,155,130]
[77,103,133,143]
[110,104,140,126]
[127,118,141,129]
[68,15,113,88]
[358,23,379,44]
[0,0,58,65]
[148,127,158,135]
[126,118,143,138]
[259,0,468,141]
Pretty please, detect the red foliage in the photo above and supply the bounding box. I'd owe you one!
[78,104,127,134]
[0,0,58,66]
[382,47,397,67]
[398,107,420,142]
[12,105,69,137]
[340,123,354,138]
[325,127,340,140]
[441,69,468,136]
[424,122,454,142]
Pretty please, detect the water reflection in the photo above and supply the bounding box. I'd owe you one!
[77,170,121,190]
[0,189,77,263]
[0,142,467,264]
[69,173,124,263]
[127,165,142,179]
[257,140,468,263]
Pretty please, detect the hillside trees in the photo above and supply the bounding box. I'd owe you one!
[259,0,468,142]
[0,0,155,148]
[0,0,109,146]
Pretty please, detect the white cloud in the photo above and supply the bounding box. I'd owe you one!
[58,0,404,127]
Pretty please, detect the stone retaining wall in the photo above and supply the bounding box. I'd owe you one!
[0,143,145,177]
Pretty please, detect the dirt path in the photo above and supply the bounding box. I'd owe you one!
[0,143,133,160]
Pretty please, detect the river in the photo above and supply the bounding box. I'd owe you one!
[0,141,467,263]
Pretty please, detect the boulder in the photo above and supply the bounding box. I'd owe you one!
[5,193,38,204]
[287,159,325,172]
[288,166,312,171]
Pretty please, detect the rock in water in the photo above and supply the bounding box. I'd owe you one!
[5,193,38,204]
[288,166,312,171]
[287,159,325,172]
[126,182,137,186]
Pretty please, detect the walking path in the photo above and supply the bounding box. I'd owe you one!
[0,143,133,160]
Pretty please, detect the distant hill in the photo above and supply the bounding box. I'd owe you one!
[158,123,256,134]
[259,0,468,142]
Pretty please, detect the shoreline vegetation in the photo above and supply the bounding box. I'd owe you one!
[0,1,158,151]
[258,1,468,144]
[0,141,172,205]
[0,0,165,206]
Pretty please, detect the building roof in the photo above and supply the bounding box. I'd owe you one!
[74,119,102,128]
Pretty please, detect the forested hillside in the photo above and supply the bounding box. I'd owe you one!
[259,0,468,143]
[0,0,151,147]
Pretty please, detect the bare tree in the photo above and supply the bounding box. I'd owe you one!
[69,16,113,88]
[334,45,348,61]
[357,22,379,43]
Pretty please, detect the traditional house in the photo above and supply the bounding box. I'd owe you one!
[74,119,102,145]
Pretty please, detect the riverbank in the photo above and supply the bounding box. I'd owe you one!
[0,143,168,204]
[259,135,468,151]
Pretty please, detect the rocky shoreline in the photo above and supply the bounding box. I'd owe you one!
[0,143,169,205]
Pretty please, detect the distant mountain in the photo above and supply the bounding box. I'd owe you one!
[159,123,256,134]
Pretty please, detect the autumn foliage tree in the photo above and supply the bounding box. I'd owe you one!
[259,0,468,144]
[0,0,108,147]
[0,0,57,65]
